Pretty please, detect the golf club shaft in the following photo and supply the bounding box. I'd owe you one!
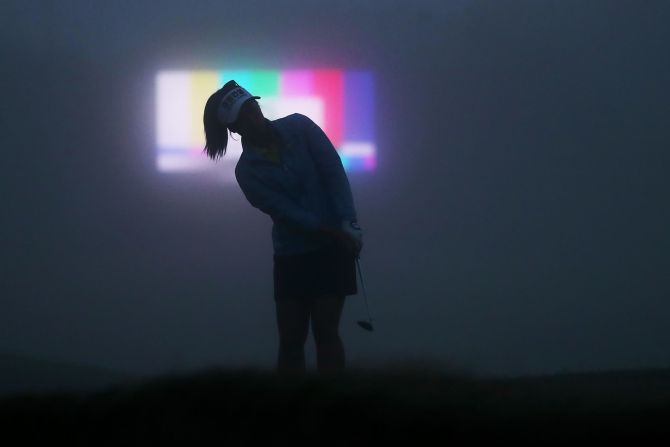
[356,256,373,322]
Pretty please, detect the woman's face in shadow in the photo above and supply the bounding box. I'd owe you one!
[229,99,265,136]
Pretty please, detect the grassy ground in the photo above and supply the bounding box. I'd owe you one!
[1,364,669,443]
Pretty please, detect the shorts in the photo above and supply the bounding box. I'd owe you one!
[273,239,358,303]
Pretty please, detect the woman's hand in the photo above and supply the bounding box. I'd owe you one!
[340,219,363,255]
[318,223,362,258]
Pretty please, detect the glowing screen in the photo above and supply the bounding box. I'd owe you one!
[155,69,376,176]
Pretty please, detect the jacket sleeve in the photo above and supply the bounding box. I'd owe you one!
[300,114,358,221]
[236,166,322,232]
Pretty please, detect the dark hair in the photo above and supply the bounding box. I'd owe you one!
[202,81,239,161]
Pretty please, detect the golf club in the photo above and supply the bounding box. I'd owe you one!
[355,255,375,331]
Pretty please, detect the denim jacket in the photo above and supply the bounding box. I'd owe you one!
[235,113,358,256]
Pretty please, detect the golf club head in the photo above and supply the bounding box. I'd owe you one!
[357,321,374,332]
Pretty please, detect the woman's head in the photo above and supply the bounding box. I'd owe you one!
[203,80,261,161]
[228,98,265,136]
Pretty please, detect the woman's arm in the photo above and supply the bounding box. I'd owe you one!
[318,224,361,257]
[236,165,322,232]
[300,114,358,222]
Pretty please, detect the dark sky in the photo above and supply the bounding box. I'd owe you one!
[2,0,669,378]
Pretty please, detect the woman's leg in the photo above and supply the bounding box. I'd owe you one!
[310,293,346,375]
[275,298,311,375]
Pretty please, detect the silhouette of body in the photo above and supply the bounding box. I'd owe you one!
[203,81,361,376]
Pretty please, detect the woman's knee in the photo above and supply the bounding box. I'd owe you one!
[276,299,310,348]
[310,293,344,342]
[313,330,341,346]
[279,331,309,350]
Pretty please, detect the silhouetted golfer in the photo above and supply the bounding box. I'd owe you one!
[203,80,363,376]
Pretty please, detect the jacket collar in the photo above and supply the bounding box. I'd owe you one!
[240,117,289,164]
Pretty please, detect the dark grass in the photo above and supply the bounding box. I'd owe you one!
[1,363,669,444]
